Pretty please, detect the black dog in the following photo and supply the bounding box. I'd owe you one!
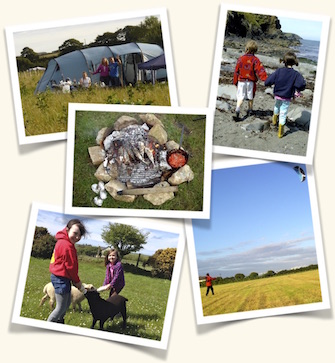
[84,290,128,330]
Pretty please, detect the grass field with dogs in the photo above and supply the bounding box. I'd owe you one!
[19,256,171,341]
[201,269,322,316]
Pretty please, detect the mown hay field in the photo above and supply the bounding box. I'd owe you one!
[18,71,171,136]
[20,257,170,341]
[201,270,322,316]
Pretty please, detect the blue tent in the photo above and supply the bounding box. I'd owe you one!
[35,42,165,93]
[138,53,166,70]
[137,53,166,85]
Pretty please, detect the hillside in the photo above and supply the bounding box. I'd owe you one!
[224,11,302,56]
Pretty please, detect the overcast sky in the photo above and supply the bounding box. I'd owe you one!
[36,209,179,256]
[12,14,154,56]
[192,162,318,278]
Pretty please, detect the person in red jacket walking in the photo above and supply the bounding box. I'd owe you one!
[47,219,87,323]
[233,40,267,121]
[205,273,216,296]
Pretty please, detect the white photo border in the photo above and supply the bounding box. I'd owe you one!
[209,3,330,165]
[6,7,178,145]
[185,156,330,325]
[12,202,186,350]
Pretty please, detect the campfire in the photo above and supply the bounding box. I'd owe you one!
[88,114,194,206]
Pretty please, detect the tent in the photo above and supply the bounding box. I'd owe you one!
[34,42,165,93]
[137,53,166,85]
[138,53,166,70]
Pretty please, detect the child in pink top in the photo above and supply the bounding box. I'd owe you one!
[99,249,125,297]
[92,57,110,86]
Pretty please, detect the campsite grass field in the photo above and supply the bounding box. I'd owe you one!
[19,257,171,341]
[201,270,322,316]
[18,71,171,137]
[71,110,206,212]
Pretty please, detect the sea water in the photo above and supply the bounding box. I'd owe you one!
[294,39,320,63]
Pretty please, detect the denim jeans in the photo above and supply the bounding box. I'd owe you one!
[47,274,72,323]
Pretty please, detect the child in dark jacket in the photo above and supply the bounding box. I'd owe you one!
[233,40,267,120]
[265,51,306,138]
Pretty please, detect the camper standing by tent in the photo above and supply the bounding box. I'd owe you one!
[79,71,91,88]
[91,57,110,87]
[109,57,122,87]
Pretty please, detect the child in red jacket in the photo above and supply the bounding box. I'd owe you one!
[233,40,267,120]
[47,219,87,323]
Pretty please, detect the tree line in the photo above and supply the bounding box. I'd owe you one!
[199,264,319,287]
[32,222,176,280]
[16,16,163,72]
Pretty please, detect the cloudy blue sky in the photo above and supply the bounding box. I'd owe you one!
[192,162,318,278]
[36,209,179,256]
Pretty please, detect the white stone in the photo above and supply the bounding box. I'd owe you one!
[168,165,194,185]
[88,146,106,166]
[105,179,136,203]
[143,182,175,206]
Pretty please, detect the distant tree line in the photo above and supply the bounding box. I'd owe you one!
[199,264,319,288]
[16,16,163,72]
[31,222,176,280]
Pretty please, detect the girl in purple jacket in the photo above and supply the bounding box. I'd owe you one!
[101,248,125,297]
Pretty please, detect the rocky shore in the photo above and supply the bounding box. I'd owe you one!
[213,42,318,157]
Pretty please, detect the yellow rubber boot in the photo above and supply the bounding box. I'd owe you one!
[278,124,284,138]
[272,114,278,126]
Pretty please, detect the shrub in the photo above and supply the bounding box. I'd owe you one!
[76,244,99,257]
[146,248,176,280]
[31,226,56,259]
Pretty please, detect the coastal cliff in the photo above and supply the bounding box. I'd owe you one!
[224,12,302,57]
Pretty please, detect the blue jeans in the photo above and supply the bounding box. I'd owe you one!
[274,99,291,125]
[47,275,71,323]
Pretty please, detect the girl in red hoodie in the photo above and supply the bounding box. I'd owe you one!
[47,219,87,323]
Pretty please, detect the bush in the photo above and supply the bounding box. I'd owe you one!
[31,226,56,259]
[76,244,99,257]
[146,248,176,280]
[234,273,245,281]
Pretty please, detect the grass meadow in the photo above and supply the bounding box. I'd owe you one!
[20,256,171,341]
[72,110,206,212]
[201,270,322,316]
[18,71,171,136]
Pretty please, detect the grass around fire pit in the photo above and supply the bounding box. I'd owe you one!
[72,111,206,211]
